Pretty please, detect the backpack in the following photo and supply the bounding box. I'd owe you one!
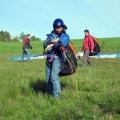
[67,42,77,56]
[59,41,77,76]
[89,36,100,56]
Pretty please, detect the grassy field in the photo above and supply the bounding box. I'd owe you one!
[0,37,120,120]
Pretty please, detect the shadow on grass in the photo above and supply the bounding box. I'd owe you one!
[30,79,47,94]
[30,79,67,95]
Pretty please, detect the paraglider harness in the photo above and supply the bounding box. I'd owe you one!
[59,41,77,76]
[44,34,77,76]
[89,36,100,56]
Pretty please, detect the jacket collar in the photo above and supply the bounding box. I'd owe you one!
[85,34,90,38]
[51,30,65,37]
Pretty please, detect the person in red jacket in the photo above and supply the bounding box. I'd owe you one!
[81,30,94,66]
[20,34,32,62]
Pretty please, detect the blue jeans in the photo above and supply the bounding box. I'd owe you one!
[46,57,61,98]
[21,49,30,62]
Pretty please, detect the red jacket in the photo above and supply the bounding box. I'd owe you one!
[82,34,94,51]
[23,38,32,49]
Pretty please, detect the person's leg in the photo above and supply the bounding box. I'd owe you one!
[20,50,26,62]
[25,49,30,62]
[82,50,89,66]
[86,50,92,65]
[50,57,61,98]
[46,62,52,95]
[87,56,92,65]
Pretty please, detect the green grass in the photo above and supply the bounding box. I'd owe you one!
[0,37,120,120]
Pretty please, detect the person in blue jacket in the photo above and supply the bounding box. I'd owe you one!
[44,18,70,98]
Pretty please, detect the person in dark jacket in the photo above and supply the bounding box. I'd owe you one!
[44,18,70,98]
[63,24,67,32]
[81,30,94,66]
[20,34,32,62]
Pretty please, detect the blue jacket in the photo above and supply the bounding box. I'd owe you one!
[44,30,70,62]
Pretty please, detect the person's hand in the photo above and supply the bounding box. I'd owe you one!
[91,50,93,53]
[51,38,59,43]
[30,46,33,49]
[46,44,53,50]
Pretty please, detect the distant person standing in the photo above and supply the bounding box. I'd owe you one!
[20,34,32,62]
[81,30,94,66]
[63,24,67,32]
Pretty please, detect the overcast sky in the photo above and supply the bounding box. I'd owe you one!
[0,0,120,40]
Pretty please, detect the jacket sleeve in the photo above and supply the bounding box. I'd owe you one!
[60,34,70,48]
[44,35,53,48]
[29,44,32,49]
[52,34,70,49]
[44,39,51,48]
[44,36,53,52]
[49,36,60,49]
[89,36,94,51]
[23,39,27,49]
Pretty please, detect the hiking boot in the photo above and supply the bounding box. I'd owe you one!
[89,63,93,67]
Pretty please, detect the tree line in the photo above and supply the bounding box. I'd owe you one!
[0,31,41,42]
